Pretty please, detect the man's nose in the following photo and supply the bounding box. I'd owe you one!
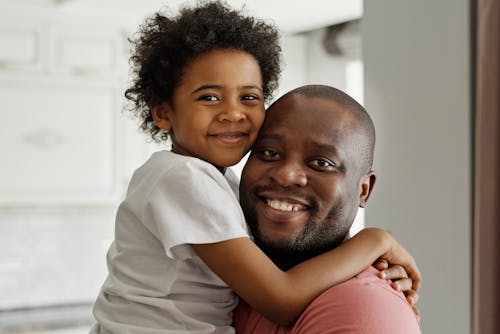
[217,100,246,122]
[270,161,308,187]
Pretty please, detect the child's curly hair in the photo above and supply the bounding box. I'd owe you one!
[125,0,282,142]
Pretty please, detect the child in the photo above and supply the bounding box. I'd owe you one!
[90,1,420,333]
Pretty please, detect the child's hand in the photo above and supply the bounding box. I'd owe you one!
[360,227,421,295]
[373,252,421,321]
[377,231,422,290]
[374,259,413,290]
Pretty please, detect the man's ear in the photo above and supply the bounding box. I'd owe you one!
[152,104,173,131]
[359,171,376,208]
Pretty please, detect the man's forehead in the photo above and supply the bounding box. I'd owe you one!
[264,95,358,134]
[259,120,348,157]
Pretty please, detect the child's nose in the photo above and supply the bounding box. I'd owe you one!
[270,161,308,187]
[217,100,246,122]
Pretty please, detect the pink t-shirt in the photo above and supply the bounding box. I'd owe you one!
[234,266,421,334]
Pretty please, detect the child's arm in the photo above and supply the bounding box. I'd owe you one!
[192,227,420,326]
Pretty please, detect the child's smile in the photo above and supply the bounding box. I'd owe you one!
[153,49,265,171]
[208,131,250,145]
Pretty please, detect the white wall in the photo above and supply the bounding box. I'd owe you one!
[362,1,472,333]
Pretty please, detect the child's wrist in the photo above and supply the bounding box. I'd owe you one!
[361,227,391,255]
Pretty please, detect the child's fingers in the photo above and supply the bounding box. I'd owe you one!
[379,264,407,280]
[408,266,422,292]
[390,277,413,292]
[412,304,421,321]
[403,289,420,320]
[373,258,389,270]
[405,289,419,305]
[397,258,422,292]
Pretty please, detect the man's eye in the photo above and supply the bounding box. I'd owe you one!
[199,95,219,102]
[309,159,335,170]
[261,149,279,159]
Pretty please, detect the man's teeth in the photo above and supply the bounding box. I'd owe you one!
[266,199,304,212]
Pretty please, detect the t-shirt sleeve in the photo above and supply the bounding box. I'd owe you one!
[292,269,422,334]
[143,160,249,260]
[234,267,422,334]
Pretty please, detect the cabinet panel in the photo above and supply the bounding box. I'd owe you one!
[0,26,40,68]
[0,79,118,204]
[52,31,118,74]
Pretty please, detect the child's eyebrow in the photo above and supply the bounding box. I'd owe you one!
[191,84,223,94]
[191,84,263,95]
[241,85,263,93]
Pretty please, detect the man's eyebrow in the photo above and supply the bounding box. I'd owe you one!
[191,84,263,95]
[256,133,282,141]
[307,140,339,155]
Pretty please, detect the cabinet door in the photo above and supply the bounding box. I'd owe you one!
[0,23,42,71]
[49,28,120,76]
[0,78,120,204]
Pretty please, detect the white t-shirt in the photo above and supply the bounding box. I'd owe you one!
[90,151,249,334]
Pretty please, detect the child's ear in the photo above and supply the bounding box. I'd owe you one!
[359,171,376,208]
[152,104,173,131]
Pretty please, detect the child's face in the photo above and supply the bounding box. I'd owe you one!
[154,49,265,170]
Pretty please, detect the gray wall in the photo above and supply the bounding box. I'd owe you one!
[362,1,471,333]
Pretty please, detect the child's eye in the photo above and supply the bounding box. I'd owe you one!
[241,95,259,101]
[308,159,336,171]
[199,95,219,102]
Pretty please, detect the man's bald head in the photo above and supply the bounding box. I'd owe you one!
[279,85,375,175]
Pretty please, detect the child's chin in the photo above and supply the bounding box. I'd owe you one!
[210,155,245,169]
[213,161,239,170]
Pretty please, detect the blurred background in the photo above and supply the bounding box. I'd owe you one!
[0,0,496,333]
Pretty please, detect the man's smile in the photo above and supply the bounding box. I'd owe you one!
[266,199,306,212]
[256,192,312,221]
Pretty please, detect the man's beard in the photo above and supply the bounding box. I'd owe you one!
[244,200,353,271]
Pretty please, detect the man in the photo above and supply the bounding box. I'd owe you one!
[235,85,421,333]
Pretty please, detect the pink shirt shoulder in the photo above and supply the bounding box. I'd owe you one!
[234,266,421,334]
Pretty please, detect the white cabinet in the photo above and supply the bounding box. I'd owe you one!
[0,78,119,205]
[0,13,151,310]
[0,21,132,205]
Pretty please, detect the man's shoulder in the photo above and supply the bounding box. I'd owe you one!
[301,266,406,312]
[235,266,421,334]
[294,266,421,333]
[315,265,398,298]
